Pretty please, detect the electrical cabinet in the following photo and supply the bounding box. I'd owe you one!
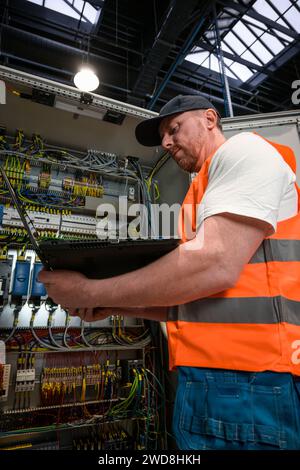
[0,67,184,451]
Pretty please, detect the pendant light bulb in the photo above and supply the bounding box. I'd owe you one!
[74,68,99,92]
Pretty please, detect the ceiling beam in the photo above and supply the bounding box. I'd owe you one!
[130,0,204,103]
[172,64,288,110]
[146,0,213,109]
[161,80,260,114]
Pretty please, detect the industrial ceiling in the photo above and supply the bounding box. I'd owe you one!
[0,0,299,117]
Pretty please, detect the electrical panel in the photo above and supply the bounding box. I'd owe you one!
[0,128,167,451]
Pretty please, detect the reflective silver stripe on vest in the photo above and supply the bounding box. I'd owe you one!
[249,239,300,263]
[168,297,300,325]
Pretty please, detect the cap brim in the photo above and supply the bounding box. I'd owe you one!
[135,104,221,147]
[135,115,165,147]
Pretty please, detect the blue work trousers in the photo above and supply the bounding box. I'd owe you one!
[173,367,300,450]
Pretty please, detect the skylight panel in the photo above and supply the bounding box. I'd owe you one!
[223,67,237,79]
[201,57,210,68]
[275,17,289,28]
[271,0,291,15]
[220,41,234,54]
[185,49,238,80]
[223,57,233,67]
[250,40,273,63]
[210,54,221,73]
[241,49,263,66]
[253,0,279,21]
[74,0,85,12]
[26,0,99,25]
[247,24,265,37]
[185,0,297,85]
[248,3,294,42]
[230,62,254,81]
[185,48,209,66]
[260,32,285,55]
[283,6,300,32]
[74,0,100,23]
[224,31,247,55]
[82,2,100,23]
[44,0,82,20]
[223,58,239,78]
[232,21,256,47]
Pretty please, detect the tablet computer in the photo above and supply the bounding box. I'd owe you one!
[39,238,179,279]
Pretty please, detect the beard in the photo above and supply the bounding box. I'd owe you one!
[179,161,197,173]
[174,154,198,173]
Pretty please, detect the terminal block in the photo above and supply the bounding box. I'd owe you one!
[15,368,36,392]
[0,364,11,401]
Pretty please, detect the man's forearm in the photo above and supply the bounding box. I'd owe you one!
[90,238,231,308]
[39,213,267,311]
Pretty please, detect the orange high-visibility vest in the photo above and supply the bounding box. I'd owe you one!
[167,135,300,374]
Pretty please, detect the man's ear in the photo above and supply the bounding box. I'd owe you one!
[205,109,218,130]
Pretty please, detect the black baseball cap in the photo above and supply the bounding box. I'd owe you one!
[135,94,220,147]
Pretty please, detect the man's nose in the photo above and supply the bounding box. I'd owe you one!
[161,134,173,150]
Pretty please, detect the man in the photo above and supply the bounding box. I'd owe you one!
[39,95,300,450]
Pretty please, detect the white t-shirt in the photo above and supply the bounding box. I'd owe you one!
[197,132,298,233]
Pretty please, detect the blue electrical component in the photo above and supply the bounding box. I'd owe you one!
[12,261,31,297]
[31,263,47,297]
[0,205,3,225]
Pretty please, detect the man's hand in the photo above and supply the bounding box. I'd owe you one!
[67,307,113,322]
[38,269,98,309]
[38,267,168,322]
